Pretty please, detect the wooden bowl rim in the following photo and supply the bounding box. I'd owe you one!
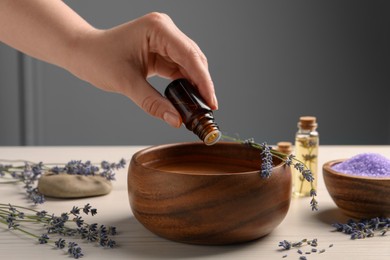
[131,141,287,176]
[323,159,390,181]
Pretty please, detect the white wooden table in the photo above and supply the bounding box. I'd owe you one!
[0,145,389,259]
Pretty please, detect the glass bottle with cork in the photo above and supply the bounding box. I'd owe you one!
[165,78,221,146]
[293,116,319,198]
[276,141,293,155]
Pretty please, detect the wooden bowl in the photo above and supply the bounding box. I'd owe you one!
[323,159,390,219]
[128,142,291,245]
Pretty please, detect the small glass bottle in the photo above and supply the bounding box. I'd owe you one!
[292,116,319,198]
[165,78,221,146]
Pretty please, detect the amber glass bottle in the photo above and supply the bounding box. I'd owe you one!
[165,79,221,146]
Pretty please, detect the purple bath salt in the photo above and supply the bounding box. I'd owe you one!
[332,153,390,178]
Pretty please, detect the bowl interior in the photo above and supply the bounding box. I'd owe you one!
[134,141,283,175]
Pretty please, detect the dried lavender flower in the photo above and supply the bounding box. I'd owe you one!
[332,217,389,239]
[36,210,47,218]
[221,135,318,211]
[83,203,92,215]
[0,158,126,204]
[279,240,292,250]
[70,206,81,216]
[260,142,274,178]
[55,238,66,249]
[68,242,83,259]
[310,238,318,247]
[285,154,294,167]
[278,238,333,258]
[39,234,49,244]
[0,203,117,258]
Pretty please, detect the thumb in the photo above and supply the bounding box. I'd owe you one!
[124,78,182,128]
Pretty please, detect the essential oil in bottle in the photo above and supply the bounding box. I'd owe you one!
[292,116,319,198]
[165,78,221,146]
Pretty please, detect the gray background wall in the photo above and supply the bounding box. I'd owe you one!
[0,0,389,146]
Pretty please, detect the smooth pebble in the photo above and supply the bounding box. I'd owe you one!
[38,172,112,198]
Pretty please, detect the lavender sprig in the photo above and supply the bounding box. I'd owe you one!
[50,158,126,180]
[259,142,273,178]
[0,161,45,204]
[0,159,127,204]
[222,135,318,211]
[0,203,117,258]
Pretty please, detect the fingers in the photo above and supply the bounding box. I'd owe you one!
[123,76,182,128]
[145,12,218,110]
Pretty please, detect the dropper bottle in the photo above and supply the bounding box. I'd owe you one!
[165,78,221,146]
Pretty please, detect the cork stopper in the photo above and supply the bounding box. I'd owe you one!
[298,116,317,130]
[276,141,293,154]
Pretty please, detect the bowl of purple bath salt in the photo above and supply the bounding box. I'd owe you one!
[323,153,390,219]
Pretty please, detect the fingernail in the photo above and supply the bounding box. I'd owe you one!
[163,111,181,128]
[213,94,219,110]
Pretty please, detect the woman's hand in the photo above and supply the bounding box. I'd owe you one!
[67,12,218,127]
[0,0,217,127]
